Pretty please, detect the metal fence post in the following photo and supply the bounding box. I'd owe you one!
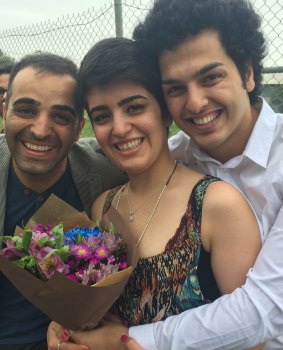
[114,0,123,37]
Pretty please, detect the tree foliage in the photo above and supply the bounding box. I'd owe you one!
[0,49,15,67]
[269,86,283,113]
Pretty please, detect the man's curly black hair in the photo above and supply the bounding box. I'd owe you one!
[133,0,267,104]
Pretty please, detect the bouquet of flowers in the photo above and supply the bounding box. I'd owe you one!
[0,194,137,331]
[1,223,129,285]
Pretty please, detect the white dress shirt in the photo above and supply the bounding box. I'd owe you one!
[129,99,283,349]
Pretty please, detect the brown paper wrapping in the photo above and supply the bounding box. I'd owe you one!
[0,194,137,331]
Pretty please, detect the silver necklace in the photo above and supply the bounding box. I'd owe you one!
[125,178,167,222]
[116,161,178,247]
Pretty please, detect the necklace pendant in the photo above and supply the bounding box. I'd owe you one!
[128,211,134,222]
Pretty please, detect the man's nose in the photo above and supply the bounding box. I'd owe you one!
[30,112,52,139]
[186,85,208,114]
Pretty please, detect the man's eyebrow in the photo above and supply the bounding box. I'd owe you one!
[162,62,224,85]
[89,95,147,114]
[12,97,40,106]
[52,105,76,118]
[195,62,224,77]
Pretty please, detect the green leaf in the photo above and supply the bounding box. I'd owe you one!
[22,229,32,251]
[37,236,55,248]
[11,236,24,250]
[14,256,36,270]
[58,245,70,260]
[52,224,64,249]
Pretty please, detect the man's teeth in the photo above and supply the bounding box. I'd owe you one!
[117,138,142,151]
[193,113,219,125]
[25,142,52,152]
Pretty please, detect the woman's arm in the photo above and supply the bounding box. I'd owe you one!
[90,191,109,221]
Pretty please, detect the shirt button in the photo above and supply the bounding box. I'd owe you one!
[24,189,30,195]
[38,196,44,202]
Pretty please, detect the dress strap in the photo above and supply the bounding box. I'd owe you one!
[190,175,222,231]
[102,186,123,216]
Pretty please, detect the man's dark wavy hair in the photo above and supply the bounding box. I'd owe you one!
[133,0,267,104]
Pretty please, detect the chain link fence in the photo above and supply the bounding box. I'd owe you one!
[0,0,282,136]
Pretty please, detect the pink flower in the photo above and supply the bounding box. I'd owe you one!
[85,236,102,253]
[38,253,65,279]
[3,240,25,259]
[119,261,128,269]
[95,246,108,260]
[70,244,92,259]
[95,263,120,282]
[108,255,116,264]
[89,257,100,265]
[66,274,79,282]
[103,234,121,252]
[29,245,52,261]
[33,224,53,236]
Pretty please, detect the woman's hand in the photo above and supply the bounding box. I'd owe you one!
[47,315,129,350]
[47,321,88,350]
[121,335,145,350]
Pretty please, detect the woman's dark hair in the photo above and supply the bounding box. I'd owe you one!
[134,0,267,104]
[79,37,168,119]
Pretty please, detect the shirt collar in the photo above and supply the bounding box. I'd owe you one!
[243,98,277,168]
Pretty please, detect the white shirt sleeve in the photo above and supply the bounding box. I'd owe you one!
[168,131,190,163]
[129,206,283,350]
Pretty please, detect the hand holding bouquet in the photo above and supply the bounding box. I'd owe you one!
[0,195,137,331]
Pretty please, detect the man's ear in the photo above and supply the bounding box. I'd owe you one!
[75,117,86,142]
[245,62,255,93]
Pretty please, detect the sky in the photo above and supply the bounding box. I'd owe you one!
[0,0,110,30]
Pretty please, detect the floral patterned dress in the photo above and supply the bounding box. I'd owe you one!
[103,175,221,327]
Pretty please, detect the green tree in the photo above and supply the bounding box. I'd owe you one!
[269,86,283,113]
[0,49,15,67]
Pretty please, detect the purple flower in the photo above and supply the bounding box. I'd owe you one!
[85,235,102,253]
[3,240,25,259]
[119,261,128,269]
[107,255,116,264]
[89,257,100,265]
[70,244,92,259]
[29,245,52,260]
[66,274,79,282]
[103,234,121,252]
[33,224,53,236]
[94,246,108,260]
